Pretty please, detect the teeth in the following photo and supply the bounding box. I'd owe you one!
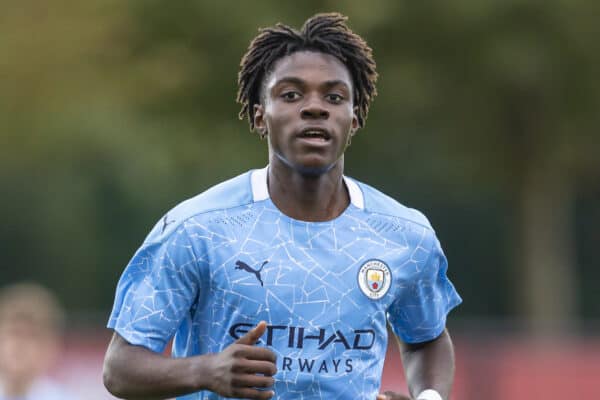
[304,130,325,136]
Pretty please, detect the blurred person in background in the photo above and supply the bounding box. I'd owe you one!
[0,283,76,400]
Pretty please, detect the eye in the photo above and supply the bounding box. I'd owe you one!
[326,93,344,104]
[281,91,301,101]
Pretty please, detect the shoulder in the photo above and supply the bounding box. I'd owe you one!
[348,177,434,231]
[144,170,255,243]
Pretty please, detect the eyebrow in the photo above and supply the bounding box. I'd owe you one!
[272,76,305,87]
[272,77,351,91]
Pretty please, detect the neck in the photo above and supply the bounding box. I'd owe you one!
[267,157,350,222]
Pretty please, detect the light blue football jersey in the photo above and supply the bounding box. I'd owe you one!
[108,167,461,400]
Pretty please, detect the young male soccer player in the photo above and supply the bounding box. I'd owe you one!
[103,13,461,400]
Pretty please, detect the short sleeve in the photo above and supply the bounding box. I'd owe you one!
[107,223,202,353]
[387,233,461,344]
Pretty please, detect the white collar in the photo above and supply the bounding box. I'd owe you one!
[251,166,364,209]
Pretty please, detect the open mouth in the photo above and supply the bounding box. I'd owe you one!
[298,128,331,141]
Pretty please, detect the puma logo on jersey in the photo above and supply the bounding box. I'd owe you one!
[235,260,268,286]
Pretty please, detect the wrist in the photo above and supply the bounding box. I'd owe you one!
[416,389,443,400]
[187,353,217,392]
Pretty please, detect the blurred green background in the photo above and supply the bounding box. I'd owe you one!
[2,0,599,339]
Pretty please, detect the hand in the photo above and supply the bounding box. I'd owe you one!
[206,321,277,399]
[377,391,412,400]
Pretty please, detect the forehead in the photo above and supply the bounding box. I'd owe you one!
[265,50,353,89]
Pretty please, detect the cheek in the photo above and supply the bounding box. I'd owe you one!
[336,107,356,133]
[265,104,295,131]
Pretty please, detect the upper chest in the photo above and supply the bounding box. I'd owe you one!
[194,207,428,317]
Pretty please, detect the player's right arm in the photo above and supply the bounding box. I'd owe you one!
[103,321,277,400]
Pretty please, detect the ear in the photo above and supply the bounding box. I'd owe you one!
[253,104,267,137]
[350,106,360,136]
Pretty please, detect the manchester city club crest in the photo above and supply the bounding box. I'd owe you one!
[358,259,391,299]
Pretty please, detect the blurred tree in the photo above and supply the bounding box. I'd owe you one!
[1,0,598,334]
[361,0,600,334]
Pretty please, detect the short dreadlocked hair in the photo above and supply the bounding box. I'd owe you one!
[237,12,377,131]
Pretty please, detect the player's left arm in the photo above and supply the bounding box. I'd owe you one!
[380,228,461,400]
[380,327,455,400]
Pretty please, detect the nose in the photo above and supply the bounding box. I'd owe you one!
[300,97,329,120]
